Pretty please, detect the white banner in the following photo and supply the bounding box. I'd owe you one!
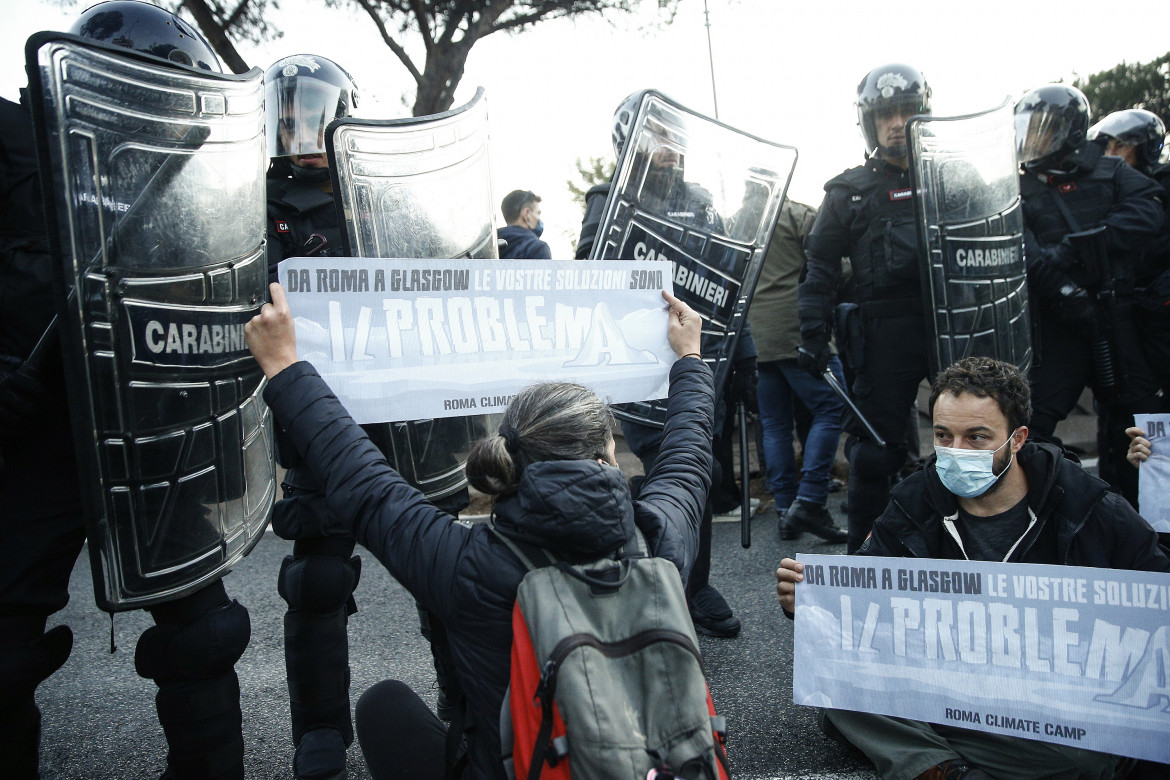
[1134,413,1170,533]
[277,258,676,423]
[793,554,1170,763]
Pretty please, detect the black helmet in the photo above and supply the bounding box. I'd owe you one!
[265,54,359,159]
[611,90,648,158]
[70,1,221,73]
[1087,109,1166,171]
[1014,84,1090,172]
[856,63,931,158]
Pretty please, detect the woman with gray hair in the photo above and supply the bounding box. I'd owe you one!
[245,284,715,780]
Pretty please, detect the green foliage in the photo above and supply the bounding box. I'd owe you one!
[1074,52,1170,129]
[567,155,615,209]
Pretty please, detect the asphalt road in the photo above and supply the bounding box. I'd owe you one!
[36,487,876,780]
[36,390,1104,779]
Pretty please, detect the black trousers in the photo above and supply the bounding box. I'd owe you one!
[844,314,930,552]
[356,680,448,780]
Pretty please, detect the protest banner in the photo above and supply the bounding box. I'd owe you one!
[276,257,676,423]
[1134,413,1170,533]
[792,554,1170,763]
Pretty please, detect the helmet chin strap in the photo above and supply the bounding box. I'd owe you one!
[291,164,330,184]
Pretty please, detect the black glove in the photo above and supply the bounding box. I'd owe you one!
[0,354,51,437]
[797,326,831,379]
[1027,247,1079,305]
[729,358,758,413]
[1051,285,1096,329]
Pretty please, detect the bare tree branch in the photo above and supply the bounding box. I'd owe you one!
[181,0,251,73]
[353,0,423,85]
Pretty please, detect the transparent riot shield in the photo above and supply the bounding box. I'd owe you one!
[590,91,798,427]
[26,34,274,611]
[325,89,496,501]
[908,99,1031,376]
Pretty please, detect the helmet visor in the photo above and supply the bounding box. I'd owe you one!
[1015,106,1076,166]
[266,78,343,158]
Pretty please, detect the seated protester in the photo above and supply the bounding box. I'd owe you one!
[245,285,714,780]
[776,357,1170,780]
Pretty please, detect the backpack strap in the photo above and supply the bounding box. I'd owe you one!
[488,523,556,570]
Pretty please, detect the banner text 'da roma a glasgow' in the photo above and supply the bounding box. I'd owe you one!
[792,554,1170,763]
[277,258,676,424]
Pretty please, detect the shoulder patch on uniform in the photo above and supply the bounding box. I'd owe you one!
[274,219,291,233]
[889,188,913,201]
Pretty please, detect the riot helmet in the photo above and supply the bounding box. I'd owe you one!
[612,90,647,158]
[1087,108,1166,172]
[70,0,222,73]
[1014,85,1090,172]
[265,54,359,160]
[856,63,931,159]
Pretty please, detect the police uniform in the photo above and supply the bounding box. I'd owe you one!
[798,156,930,552]
[266,168,470,769]
[1,93,249,780]
[1020,142,1165,507]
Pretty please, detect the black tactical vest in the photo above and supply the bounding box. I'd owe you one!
[820,162,921,305]
[265,175,345,281]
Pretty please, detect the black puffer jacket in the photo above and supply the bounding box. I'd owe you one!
[859,442,1170,572]
[264,357,715,779]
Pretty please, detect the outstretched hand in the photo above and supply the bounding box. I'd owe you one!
[663,290,702,359]
[245,282,299,379]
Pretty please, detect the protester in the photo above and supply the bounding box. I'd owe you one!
[245,284,713,780]
[1,4,255,778]
[797,63,934,552]
[497,189,552,259]
[1015,85,1166,511]
[748,199,847,542]
[776,356,1170,780]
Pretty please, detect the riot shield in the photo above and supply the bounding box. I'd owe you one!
[325,89,496,501]
[26,34,274,611]
[589,91,797,427]
[907,98,1031,376]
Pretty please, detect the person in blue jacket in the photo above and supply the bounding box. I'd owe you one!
[496,190,552,259]
[244,284,714,780]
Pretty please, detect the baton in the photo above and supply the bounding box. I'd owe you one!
[797,348,887,448]
[738,400,751,549]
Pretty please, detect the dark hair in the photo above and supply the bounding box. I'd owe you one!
[501,189,540,223]
[466,382,615,495]
[928,357,1031,433]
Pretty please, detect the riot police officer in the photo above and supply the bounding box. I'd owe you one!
[1084,106,1170,505]
[264,54,471,779]
[1014,86,1165,504]
[797,63,932,553]
[576,91,763,637]
[1,3,252,778]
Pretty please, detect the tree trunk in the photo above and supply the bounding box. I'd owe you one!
[412,40,472,116]
[181,0,252,74]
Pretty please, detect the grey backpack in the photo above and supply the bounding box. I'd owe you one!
[491,527,730,780]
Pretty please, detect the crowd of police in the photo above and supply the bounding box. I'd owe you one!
[2,2,1169,779]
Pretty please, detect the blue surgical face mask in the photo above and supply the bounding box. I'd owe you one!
[532,218,544,238]
[933,432,1017,498]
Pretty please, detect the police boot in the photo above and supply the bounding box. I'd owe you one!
[136,579,250,780]
[0,618,73,779]
[279,538,361,780]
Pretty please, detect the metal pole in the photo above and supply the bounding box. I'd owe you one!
[703,0,719,119]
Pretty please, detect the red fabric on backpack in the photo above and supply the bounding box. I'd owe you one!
[706,684,730,780]
[508,601,570,780]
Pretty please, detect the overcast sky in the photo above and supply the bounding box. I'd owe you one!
[5,0,1169,256]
